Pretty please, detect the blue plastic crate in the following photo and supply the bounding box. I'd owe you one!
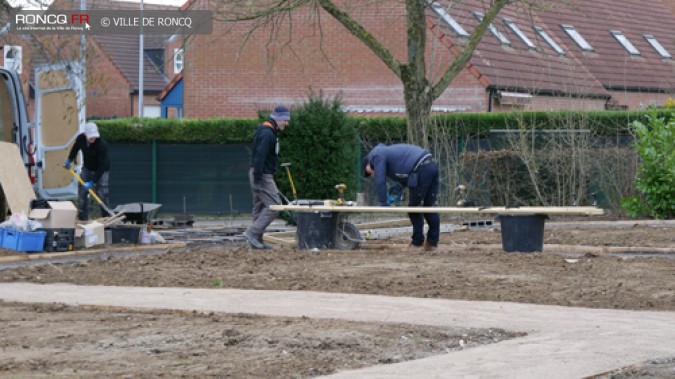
[2,229,47,252]
[0,228,4,247]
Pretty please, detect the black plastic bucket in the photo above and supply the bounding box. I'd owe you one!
[295,211,337,250]
[498,214,547,252]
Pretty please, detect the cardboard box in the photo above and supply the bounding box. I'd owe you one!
[75,221,105,248]
[29,201,78,229]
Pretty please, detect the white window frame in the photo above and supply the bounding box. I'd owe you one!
[474,12,510,45]
[430,3,469,37]
[534,26,565,55]
[561,24,593,51]
[610,30,640,56]
[3,45,22,74]
[503,18,535,49]
[173,48,184,74]
[643,35,672,59]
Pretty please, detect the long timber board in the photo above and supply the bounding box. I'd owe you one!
[270,204,605,216]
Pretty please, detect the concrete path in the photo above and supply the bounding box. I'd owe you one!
[1,283,674,378]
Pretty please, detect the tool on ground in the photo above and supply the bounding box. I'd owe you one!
[455,184,476,207]
[281,162,298,202]
[335,183,347,205]
[68,168,117,218]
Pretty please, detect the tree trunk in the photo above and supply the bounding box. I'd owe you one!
[402,65,433,149]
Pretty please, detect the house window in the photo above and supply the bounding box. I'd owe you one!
[473,12,510,45]
[143,105,161,118]
[503,18,535,49]
[534,26,564,55]
[3,45,22,74]
[430,3,469,37]
[561,24,593,51]
[610,31,640,56]
[643,35,672,59]
[173,48,184,74]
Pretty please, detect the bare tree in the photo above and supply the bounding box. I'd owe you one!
[210,0,515,148]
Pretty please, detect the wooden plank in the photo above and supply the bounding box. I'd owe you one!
[0,142,36,218]
[270,204,605,216]
[262,234,295,246]
[0,242,187,264]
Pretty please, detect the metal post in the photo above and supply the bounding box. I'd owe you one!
[138,0,144,117]
[151,139,157,203]
[80,0,86,123]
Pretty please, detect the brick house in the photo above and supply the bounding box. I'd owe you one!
[173,0,674,118]
[0,0,179,119]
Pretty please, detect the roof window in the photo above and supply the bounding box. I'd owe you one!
[561,24,593,51]
[430,3,469,37]
[643,35,672,59]
[610,31,640,55]
[474,12,510,45]
[503,18,535,49]
[534,26,565,55]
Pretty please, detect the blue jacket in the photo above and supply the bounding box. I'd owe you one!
[365,144,431,204]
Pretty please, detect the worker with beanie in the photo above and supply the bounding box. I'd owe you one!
[243,105,291,249]
[64,122,111,221]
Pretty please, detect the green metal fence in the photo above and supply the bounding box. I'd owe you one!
[109,143,252,215]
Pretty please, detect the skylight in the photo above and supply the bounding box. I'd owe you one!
[535,26,565,55]
[611,31,640,56]
[561,24,593,51]
[430,3,469,37]
[643,35,672,59]
[474,12,510,45]
[503,18,536,49]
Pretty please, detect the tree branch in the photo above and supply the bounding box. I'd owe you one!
[317,0,402,78]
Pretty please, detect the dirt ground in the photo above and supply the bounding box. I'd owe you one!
[0,220,674,377]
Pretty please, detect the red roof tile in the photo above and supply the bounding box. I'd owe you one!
[430,0,675,96]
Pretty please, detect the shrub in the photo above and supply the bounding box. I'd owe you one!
[621,114,674,219]
[277,91,359,202]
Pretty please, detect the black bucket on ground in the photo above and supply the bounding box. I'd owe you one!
[498,214,547,253]
[295,211,337,250]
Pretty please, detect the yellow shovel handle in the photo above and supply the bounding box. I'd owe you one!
[68,168,115,216]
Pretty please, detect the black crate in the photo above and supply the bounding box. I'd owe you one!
[107,227,140,244]
[38,228,75,252]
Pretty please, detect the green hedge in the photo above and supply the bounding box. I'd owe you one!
[95,110,674,143]
[96,117,258,143]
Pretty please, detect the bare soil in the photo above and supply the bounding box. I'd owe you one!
[0,221,674,377]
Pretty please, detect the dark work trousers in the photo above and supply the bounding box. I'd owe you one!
[78,167,109,221]
[246,167,281,239]
[407,162,440,246]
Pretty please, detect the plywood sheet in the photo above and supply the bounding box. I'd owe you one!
[0,141,35,218]
[41,90,78,146]
[43,149,72,188]
[38,69,68,90]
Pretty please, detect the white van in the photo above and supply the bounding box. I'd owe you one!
[0,62,85,200]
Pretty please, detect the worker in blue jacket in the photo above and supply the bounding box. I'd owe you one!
[363,143,440,251]
[242,106,291,250]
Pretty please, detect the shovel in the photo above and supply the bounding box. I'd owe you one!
[68,168,118,218]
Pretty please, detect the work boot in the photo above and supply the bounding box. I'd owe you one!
[423,241,437,252]
[243,231,267,250]
[258,234,273,250]
[407,242,423,249]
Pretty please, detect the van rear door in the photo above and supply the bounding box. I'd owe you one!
[33,61,85,200]
[0,68,31,173]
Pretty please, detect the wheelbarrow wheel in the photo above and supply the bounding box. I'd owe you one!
[334,222,361,250]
